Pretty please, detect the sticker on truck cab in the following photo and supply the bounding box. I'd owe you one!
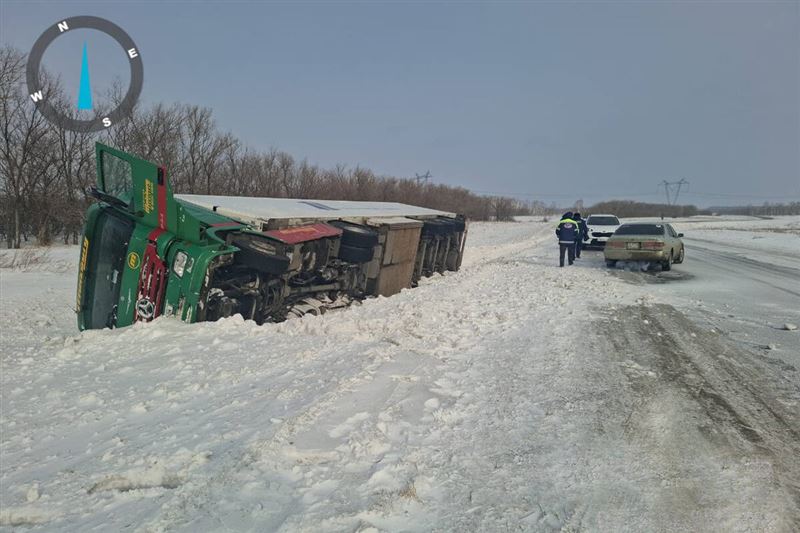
[127,251,140,269]
[76,236,89,311]
[143,179,155,214]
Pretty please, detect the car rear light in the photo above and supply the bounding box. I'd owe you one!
[607,241,624,248]
[642,241,664,249]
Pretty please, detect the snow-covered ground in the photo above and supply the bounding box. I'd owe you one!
[1,217,798,531]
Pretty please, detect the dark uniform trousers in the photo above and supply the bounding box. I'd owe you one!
[559,242,575,266]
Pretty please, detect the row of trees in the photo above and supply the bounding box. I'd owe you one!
[1,45,532,248]
[710,202,800,216]
[586,200,705,218]
[586,200,800,218]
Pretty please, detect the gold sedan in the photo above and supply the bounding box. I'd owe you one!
[604,223,685,271]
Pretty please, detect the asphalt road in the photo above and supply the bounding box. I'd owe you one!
[586,236,800,528]
[595,303,800,529]
[598,236,800,370]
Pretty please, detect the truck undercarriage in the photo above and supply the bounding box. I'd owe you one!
[199,216,466,324]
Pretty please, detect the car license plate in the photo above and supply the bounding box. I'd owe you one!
[626,242,641,250]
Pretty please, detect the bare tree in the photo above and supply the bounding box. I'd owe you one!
[49,93,96,243]
[277,151,295,197]
[0,46,57,248]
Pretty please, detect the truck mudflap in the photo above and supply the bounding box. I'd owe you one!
[134,228,169,322]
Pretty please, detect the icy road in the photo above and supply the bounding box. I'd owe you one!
[1,217,799,532]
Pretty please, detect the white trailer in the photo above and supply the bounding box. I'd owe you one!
[178,194,468,299]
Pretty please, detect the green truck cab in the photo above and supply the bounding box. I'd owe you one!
[78,144,467,330]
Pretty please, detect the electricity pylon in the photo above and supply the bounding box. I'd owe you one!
[415,171,432,185]
[659,179,689,205]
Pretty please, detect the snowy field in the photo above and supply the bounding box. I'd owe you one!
[1,216,799,531]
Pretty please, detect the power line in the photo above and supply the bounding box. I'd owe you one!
[658,179,690,205]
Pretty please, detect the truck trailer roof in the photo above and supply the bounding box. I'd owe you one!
[176,194,454,228]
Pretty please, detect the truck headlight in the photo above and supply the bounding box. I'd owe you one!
[173,251,188,277]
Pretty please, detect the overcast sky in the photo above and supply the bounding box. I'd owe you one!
[2,1,798,206]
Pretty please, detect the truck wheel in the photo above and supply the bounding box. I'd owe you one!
[338,244,374,263]
[329,221,379,248]
[422,220,448,236]
[662,252,673,271]
[605,259,617,268]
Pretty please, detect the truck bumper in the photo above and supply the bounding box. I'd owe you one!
[603,249,666,261]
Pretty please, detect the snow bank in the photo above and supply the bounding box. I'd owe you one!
[1,220,794,530]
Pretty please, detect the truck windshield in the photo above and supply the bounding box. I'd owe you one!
[587,216,619,225]
[83,210,134,329]
[615,224,665,236]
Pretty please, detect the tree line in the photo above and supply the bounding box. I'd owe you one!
[709,202,800,217]
[585,200,705,218]
[1,46,531,249]
[586,199,800,218]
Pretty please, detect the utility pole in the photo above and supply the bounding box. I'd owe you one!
[415,171,432,186]
[659,179,690,205]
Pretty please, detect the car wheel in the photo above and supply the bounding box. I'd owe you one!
[675,246,685,264]
[662,252,672,271]
[605,259,617,268]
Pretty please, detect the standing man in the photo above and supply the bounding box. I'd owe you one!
[573,212,588,259]
[556,212,579,267]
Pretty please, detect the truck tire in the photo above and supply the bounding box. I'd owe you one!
[329,221,379,248]
[338,244,374,263]
[231,238,291,275]
[605,259,617,268]
[422,220,448,236]
[437,218,461,235]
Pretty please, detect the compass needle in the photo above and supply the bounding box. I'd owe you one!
[27,16,142,132]
[77,41,92,110]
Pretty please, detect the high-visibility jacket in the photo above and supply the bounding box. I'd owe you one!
[556,218,579,244]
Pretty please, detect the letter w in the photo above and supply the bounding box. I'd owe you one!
[29,91,43,102]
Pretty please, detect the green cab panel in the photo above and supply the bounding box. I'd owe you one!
[96,143,177,233]
[78,143,244,330]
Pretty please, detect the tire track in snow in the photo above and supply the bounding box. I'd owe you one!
[600,303,800,530]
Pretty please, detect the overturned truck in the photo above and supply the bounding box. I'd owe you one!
[77,143,467,330]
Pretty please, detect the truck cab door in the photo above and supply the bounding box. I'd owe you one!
[95,142,177,232]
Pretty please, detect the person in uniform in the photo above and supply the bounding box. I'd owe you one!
[556,212,579,267]
[572,212,588,259]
